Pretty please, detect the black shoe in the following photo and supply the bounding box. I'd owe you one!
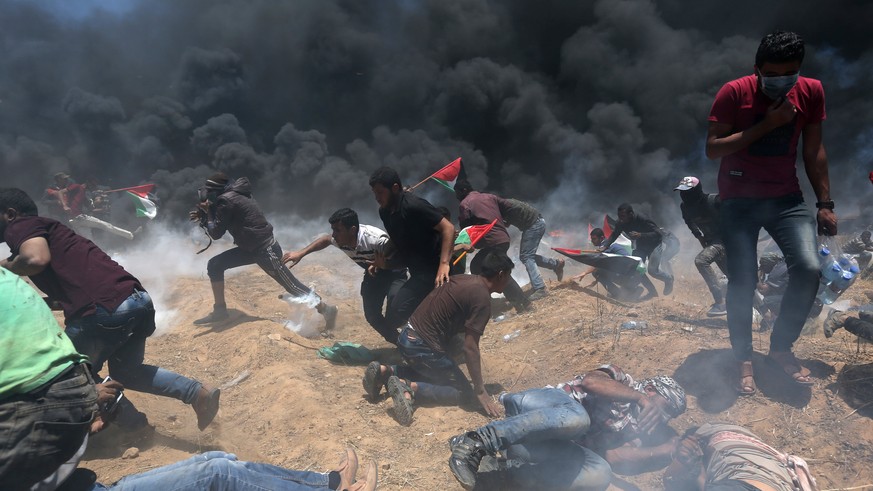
[859,310,873,324]
[707,303,727,317]
[528,289,548,301]
[321,304,338,331]
[448,432,487,490]
[823,309,844,338]
[663,278,674,296]
[194,308,229,325]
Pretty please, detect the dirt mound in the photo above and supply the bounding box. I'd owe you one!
[80,259,873,490]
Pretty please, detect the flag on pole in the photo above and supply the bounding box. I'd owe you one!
[452,218,498,266]
[602,214,614,238]
[552,247,642,275]
[429,158,467,191]
[455,218,498,248]
[124,184,157,219]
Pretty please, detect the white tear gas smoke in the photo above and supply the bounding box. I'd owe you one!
[2,0,872,245]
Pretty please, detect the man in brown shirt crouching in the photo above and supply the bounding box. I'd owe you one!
[362,250,513,425]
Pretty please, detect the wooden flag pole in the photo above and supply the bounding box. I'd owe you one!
[452,250,467,266]
[409,176,431,190]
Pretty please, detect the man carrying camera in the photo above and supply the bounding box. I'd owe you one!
[190,172,338,329]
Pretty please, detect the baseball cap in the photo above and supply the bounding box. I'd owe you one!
[674,176,700,191]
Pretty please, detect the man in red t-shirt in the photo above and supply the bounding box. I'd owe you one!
[706,31,837,395]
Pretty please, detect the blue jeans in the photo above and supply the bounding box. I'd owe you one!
[519,217,560,291]
[65,291,203,427]
[93,452,333,490]
[393,327,472,405]
[475,388,612,491]
[721,195,820,360]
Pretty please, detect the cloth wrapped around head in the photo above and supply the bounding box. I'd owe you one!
[636,375,687,418]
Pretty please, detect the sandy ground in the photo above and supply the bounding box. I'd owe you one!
[78,252,873,490]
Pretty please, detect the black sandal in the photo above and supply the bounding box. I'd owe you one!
[362,361,388,402]
[386,376,415,426]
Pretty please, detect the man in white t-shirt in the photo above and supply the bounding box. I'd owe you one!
[283,208,407,343]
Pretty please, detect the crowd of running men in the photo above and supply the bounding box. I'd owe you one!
[1,30,852,491]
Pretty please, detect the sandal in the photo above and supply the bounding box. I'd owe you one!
[767,351,813,386]
[386,376,415,426]
[736,360,757,396]
[362,362,388,402]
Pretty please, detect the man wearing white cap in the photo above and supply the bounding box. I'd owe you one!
[675,177,727,317]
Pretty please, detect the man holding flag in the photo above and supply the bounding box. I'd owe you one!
[369,167,456,344]
[455,180,532,311]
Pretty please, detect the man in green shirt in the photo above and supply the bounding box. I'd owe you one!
[0,266,97,490]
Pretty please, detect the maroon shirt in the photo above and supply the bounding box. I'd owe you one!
[410,274,492,353]
[3,216,142,321]
[458,191,511,250]
[708,75,826,199]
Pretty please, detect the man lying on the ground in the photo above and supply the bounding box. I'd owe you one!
[362,250,514,426]
[447,364,687,490]
[664,423,817,491]
[0,266,378,491]
[842,230,873,271]
[282,208,407,344]
[824,309,873,340]
[0,187,219,435]
[577,227,658,301]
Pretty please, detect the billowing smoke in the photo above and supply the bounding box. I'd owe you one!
[1,0,871,235]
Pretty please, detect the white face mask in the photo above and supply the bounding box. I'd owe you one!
[759,72,799,100]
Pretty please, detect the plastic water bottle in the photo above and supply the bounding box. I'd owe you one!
[620,321,648,330]
[821,270,855,305]
[819,247,842,283]
[503,330,521,342]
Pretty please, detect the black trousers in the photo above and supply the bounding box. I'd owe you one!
[361,269,408,343]
[207,241,314,300]
[383,269,437,344]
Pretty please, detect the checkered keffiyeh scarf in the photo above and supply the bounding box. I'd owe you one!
[556,364,686,434]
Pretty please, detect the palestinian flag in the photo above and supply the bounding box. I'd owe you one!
[603,214,614,238]
[552,247,642,275]
[455,218,498,248]
[124,184,157,219]
[611,233,633,255]
[429,158,467,191]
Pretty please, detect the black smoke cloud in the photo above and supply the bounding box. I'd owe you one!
[1,0,871,232]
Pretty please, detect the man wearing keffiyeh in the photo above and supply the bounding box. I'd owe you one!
[447,364,686,490]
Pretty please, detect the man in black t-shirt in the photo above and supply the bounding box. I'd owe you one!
[362,250,513,426]
[368,167,455,344]
[603,204,680,295]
